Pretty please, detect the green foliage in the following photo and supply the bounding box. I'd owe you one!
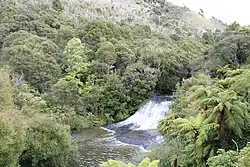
[202,27,250,74]
[122,63,159,107]
[159,114,218,166]
[14,83,47,113]
[100,157,159,167]
[0,2,244,167]
[202,29,221,45]
[95,41,117,66]
[0,112,26,167]
[207,145,250,167]
[81,21,126,51]
[57,112,89,132]
[0,69,13,111]
[0,69,78,167]
[61,38,88,74]
[114,42,136,71]
[148,137,184,167]
[0,70,26,167]
[236,144,250,167]
[52,0,63,11]
[0,4,60,47]
[19,114,78,167]
[56,25,76,49]
[1,31,61,92]
[44,79,80,111]
[0,0,208,127]
[158,66,250,166]
[207,149,238,167]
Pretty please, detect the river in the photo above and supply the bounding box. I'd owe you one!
[72,97,172,167]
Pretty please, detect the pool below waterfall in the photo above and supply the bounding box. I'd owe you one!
[72,97,172,167]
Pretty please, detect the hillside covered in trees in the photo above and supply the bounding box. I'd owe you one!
[0,0,250,167]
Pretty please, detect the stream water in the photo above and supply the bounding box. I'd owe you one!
[73,97,172,167]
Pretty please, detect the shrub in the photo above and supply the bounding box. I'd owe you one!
[0,112,26,167]
[100,157,159,167]
[19,114,78,167]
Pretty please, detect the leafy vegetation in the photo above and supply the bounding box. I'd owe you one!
[100,157,159,167]
[1,0,249,166]
[0,69,78,167]
[152,24,250,167]
[0,0,207,130]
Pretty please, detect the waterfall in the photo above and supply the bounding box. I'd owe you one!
[115,97,172,131]
[76,97,172,166]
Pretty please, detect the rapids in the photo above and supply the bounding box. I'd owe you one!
[74,96,172,167]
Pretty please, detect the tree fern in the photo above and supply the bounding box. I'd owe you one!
[194,87,249,139]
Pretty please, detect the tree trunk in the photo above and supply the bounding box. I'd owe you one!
[219,109,225,137]
[173,158,178,167]
[194,160,197,167]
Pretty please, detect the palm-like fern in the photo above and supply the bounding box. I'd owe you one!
[160,114,218,166]
[200,90,249,138]
[188,84,249,138]
[188,85,221,103]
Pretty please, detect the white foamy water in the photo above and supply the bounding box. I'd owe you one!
[101,127,116,134]
[76,97,172,167]
[116,99,172,130]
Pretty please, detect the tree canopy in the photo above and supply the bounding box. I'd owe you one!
[0,0,249,167]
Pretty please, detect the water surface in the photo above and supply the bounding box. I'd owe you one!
[74,97,172,167]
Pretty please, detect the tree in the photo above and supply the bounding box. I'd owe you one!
[81,21,125,51]
[199,89,249,139]
[226,22,241,31]
[202,29,221,45]
[19,114,78,167]
[0,69,13,111]
[95,41,117,66]
[56,25,76,49]
[205,32,250,72]
[122,63,159,109]
[114,42,136,71]
[0,4,61,47]
[159,114,218,166]
[207,144,250,167]
[0,112,26,167]
[14,83,47,114]
[61,38,88,74]
[226,69,250,98]
[0,69,26,167]
[43,78,80,111]
[1,31,61,92]
[52,0,63,11]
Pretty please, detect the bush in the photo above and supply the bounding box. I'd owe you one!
[1,31,61,92]
[0,112,26,167]
[19,114,78,167]
[207,149,238,167]
[100,157,159,167]
[236,145,250,167]
[148,137,184,167]
[56,112,89,132]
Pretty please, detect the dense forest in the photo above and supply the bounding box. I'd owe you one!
[0,0,250,167]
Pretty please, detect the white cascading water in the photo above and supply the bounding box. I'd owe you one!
[116,99,172,130]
